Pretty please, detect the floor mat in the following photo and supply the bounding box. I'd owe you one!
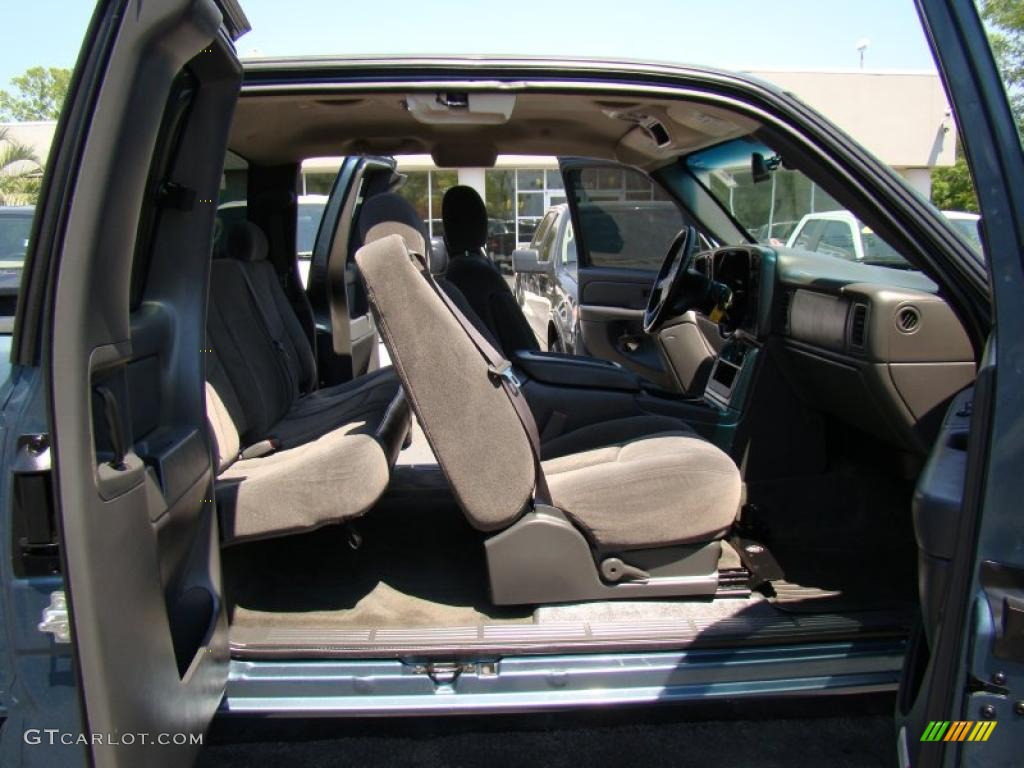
[746,468,919,614]
[224,500,533,630]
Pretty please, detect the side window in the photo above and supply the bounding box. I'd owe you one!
[566,166,684,270]
[529,210,557,252]
[561,219,577,266]
[816,221,857,260]
[213,151,249,258]
[537,214,559,263]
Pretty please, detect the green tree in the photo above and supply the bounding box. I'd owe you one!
[0,67,71,122]
[983,0,1024,123]
[932,1,1024,211]
[0,127,43,205]
[931,143,979,213]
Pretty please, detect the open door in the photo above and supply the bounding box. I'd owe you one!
[896,1,1024,765]
[306,156,398,384]
[558,158,719,393]
[0,1,247,765]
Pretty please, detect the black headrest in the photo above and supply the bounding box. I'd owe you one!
[358,193,447,275]
[442,185,488,255]
[226,221,269,262]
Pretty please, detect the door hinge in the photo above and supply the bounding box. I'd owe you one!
[11,433,60,577]
[38,591,70,643]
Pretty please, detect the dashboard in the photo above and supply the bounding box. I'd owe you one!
[775,247,975,452]
[695,244,976,454]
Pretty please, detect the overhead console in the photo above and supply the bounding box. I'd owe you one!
[780,280,975,452]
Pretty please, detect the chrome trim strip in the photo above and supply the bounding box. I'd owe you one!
[222,641,904,716]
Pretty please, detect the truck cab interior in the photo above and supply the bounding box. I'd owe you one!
[195,80,978,658]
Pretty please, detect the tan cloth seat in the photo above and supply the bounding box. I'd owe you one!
[355,194,742,554]
[545,433,741,551]
[206,222,410,544]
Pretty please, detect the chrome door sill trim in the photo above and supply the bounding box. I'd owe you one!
[222,640,904,716]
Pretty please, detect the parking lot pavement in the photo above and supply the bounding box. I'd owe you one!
[199,696,897,768]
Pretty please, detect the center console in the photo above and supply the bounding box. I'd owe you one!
[703,338,757,412]
[511,350,641,392]
[512,349,728,449]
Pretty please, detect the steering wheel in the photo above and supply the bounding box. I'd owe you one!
[644,226,707,334]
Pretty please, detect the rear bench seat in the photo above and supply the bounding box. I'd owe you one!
[206,222,410,543]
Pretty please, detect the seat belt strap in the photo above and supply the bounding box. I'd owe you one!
[412,255,552,506]
[234,262,302,397]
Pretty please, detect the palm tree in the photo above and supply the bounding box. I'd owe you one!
[0,127,43,206]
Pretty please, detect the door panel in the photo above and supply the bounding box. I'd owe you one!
[308,157,395,384]
[6,1,246,765]
[559,158,689,391]
[899,1,1024,764]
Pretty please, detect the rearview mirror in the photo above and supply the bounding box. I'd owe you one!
[512,248,551,275]
[751,152,770,183]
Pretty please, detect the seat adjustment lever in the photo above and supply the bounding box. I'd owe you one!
[601,557,650,583]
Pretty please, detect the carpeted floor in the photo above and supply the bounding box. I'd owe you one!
[223,500,534,629]
[746,467,919,613]
[224,461,918,633]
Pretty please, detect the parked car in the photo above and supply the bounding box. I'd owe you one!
[752,218,799,245]
[786,209,984,266]
[485,217,517,273]
[2,2,1021,765]
[512,204,580,352]
[941,210,983,253]
[0,206,32,319]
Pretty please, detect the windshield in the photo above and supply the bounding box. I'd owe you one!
[686,138,914,269]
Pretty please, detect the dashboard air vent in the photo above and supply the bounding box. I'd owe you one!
[849,303,868,349]
[896,306,921,334]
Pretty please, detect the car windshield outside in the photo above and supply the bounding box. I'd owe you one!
[945,213,983,253]
[297,198,327,254]
[0,207,34,263]
[686,137,918,269]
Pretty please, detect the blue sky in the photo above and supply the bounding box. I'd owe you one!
[2,0,938,93]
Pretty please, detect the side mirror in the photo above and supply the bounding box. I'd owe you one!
[512,248,550,275]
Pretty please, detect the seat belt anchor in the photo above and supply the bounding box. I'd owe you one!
[487,361,522,395]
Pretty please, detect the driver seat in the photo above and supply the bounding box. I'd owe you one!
[441,185,539,356]
[356,194,743,605]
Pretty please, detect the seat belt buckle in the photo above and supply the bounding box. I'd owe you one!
[487,361,521,395]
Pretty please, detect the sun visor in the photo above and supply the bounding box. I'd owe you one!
[431,142,498,168]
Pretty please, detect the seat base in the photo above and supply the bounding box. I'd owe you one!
[486,506,722,605]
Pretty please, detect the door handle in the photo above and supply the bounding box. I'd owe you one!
[92,384,146,500]
[94,385,128,470]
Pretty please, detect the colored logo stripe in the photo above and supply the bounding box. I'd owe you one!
[968,721,997,742]
[920,721,997,742]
